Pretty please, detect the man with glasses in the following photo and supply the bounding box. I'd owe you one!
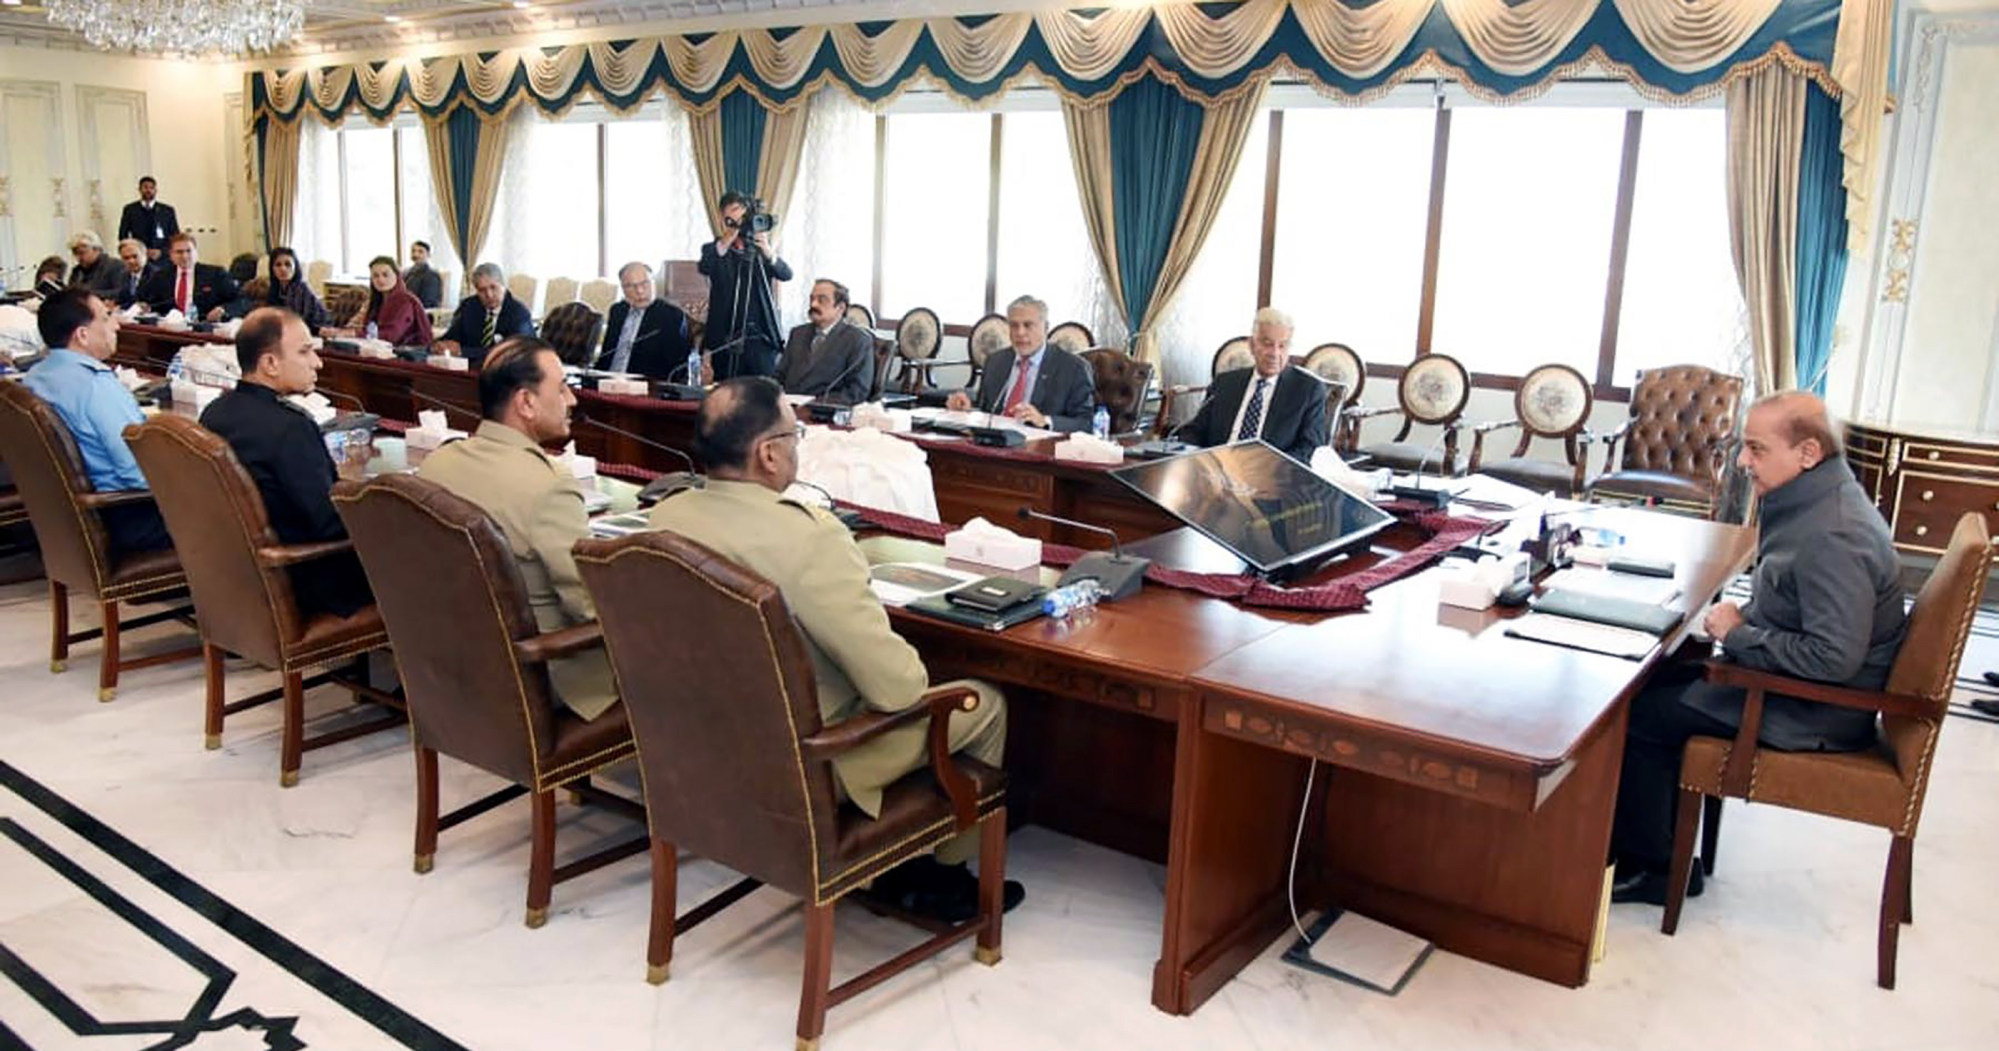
[417,335,616,721]
[593,261,693,379]
[650,376,1025,924]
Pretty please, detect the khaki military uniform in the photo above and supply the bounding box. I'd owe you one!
[418,421,617,721]
[649,479,1003,864]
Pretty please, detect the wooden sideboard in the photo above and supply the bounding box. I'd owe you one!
[1846,420,1999,556]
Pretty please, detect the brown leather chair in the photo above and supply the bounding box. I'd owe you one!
[332,473,644,928]
[540,301,604,367]
[0,382,198,700]
[1349,352,1472,475]
[1081,347,1154,436]
[1663,512,1992,989]
[1587,365,1743,519]
[126,415,403,786]
[574,531,1008,1051]
[324,284,367,327]
[1466,363,1595,497]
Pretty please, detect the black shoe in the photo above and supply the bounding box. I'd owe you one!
[1971,698,1999,717]
[1982,671,1999,688]
[860,857,1024,924]
[1610,861,1704,906]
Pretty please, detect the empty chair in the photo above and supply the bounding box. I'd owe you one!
[578,278,618,315]
[333,473,644,928]
[1587,364,1744,519]
[305,259,333,296]
[0,383,199,700]
[1302,342,1365,447]
[1082,347,1154,435]
[1348,353,1471,475]
[1047,321,1093,357]
[843,302,876,330]
[1466,363,1595,497]
[574,530,1007,1050]
[961,312,1008,391]
[539,302,604,368]
[506,272,541,319]
[892,306,944,392]
[1664,513,1992,989]
[543,277,580,312]
[126,416,403,785]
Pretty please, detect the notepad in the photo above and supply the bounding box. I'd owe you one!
[1504,612,1657,659]
[1545,567,1680,607]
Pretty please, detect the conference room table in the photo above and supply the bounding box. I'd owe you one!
[115,322,1758,1014]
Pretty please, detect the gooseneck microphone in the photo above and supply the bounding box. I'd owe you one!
[570,409,696,475]
[406,385,479,424]
[1015,506,1150,600]
[1384,423,1455,508]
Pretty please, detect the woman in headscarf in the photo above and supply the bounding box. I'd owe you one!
[262,247,329,332]
[348,254,432,346]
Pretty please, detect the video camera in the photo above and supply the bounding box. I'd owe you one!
[725,196,778,236]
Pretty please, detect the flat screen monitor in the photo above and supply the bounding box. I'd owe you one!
[1109,440,1396,577]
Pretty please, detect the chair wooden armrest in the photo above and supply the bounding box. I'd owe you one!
[255,538,355,568]
[511,621,605,664]
[799,683,984,829]
[1467,419,1520,472]
[1702,660,1935,796]
[1587,419,1635,474]
[76,488,157,509]
[1345,404,1403,422]
[1152,384,1209,439]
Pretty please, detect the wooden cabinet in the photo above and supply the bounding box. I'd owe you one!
[1846,421,1999,556]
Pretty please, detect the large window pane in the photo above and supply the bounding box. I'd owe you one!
[340,126,396,275]
[1269,107,1434,363]
[1430,107,1626,378]
[781,88,878,328]
[292,119,342,271]
[879,112,991,323]
[487,111,602,293]
[994,111,1101,330]
[1616,108,1745,385]
[397,125,460,296]
[605,108,707,282]
[1155,112,1268,387]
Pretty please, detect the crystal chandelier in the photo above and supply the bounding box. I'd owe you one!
[46,0,306,56]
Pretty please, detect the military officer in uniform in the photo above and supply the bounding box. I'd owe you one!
[649,376,1023,922]
[417,335,616,721]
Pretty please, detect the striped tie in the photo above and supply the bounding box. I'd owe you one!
[1237,377,1268,440]
[481,309,497,348]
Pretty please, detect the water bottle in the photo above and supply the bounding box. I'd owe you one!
[685,348,703,387]
[365,320,379,342]
[1041,578,1105,619]
[165,353,184,383]
[1092,404,1110,440]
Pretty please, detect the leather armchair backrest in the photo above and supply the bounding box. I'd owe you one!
[324,286,367,325]
[332,474,554,785]
[1622,365,1743,480]
[126,416,290,666]
[1082,348,1153,434]
[1882,513,1990,834]
[0,381,114,592]
[574,531,839,900]
[540,302,604,367]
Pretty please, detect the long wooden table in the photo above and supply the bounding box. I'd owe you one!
[114,324,1176,550]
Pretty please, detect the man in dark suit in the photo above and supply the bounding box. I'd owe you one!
[436,262,534,367]
[403,241,444,308]
[111,238,155,308]
[777,278,875,404]
[1173,307,1328,462]
[594,261,693,378]
[138,232,239,321]
[116,176,179,262]
[945,294,1095,433]
[699,190,793,380]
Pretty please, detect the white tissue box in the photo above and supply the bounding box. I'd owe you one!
[426,354,469,372]
[169,381,220,412]
[1053,435,1124,465]
[561,454,597,480]
[358,343,396,360]
[405,426,466,452]
[1436,553,1527,610]
[599,377,648,396]
[850,404,912,433]
[944,527,1042,570]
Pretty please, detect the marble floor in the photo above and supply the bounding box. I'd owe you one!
[1,577,1996,1051]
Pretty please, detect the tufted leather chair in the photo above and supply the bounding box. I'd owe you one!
[574,531,1007,1049]
[0,460,27,529]
[1587,365,1743,519]
[1664,513,1991,989]
[324,285,367,328]
[127,416,403,786]
[0,382,198,701]
[539,301,604,367]
[1082,347,1154,435]
[332,474,643,928]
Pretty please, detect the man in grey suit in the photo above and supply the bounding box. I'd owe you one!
[65,231,126,301]
[1173,306,1328,462]
[778,278,875,404]
[946,294,1095,433]
[1610,391,1909,905]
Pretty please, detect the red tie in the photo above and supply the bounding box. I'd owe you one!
[1002,355,1034,413]
[176,269,190,314]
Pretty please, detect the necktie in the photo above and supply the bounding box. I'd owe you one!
[1237,377,1268,440]
[481,309,497,348]
[176,269,190,314]
[1002,355,1034,413]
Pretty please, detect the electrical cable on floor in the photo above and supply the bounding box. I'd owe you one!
[1287,757,1319,945]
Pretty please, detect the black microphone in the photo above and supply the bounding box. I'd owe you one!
[1015,506,1149,600]
[405,385,480,424]
[1384,424,1456,508]
[314,386,366,412]
[572,410,704,508]
[570,408,696,475]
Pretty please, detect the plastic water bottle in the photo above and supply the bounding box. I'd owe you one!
[1041,578,1105,618]
[1092,404,1110,440]
[165,353,184,383]
[365,320,379,342]
[685,348,703,387]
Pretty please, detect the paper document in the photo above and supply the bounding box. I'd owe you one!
[1544,567,1680,606]
[588,512,652,539]
[868,562,983,607]
[1504,612,1656,659]
[909,407,1059,442]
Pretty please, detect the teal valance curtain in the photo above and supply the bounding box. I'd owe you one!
[718,91,766,198]
[688,88,810,238]
[422,107,509,291]
[1794,81,1849,395]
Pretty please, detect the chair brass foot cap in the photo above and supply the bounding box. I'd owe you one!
[49,660,65,673]
[98,687,116,703]
[645,963,669,985]
[279,770,299,788]
[975,945,1002,967]
[524,907,548,929]
[203,733,221,750]
[413,854,434,874]
[565,787,586,806]
[795,1039,819,1051]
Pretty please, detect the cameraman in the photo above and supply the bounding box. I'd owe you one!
[698,190,793,380]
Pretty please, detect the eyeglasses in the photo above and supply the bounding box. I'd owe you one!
[759,422,807,446]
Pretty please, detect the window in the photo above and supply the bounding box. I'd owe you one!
[994,110,1099,328]
[292,118,444,284]
[340,126,397,275]
[1428,106,1627,379]
[780,87,878,326]
[878,111,992,323]
[1616,107,1745,384]
[397,125,460,294]
[603,106,707,282]
[487,109,602,290]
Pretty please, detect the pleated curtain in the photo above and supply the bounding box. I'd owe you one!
[424,107,510,297]
[690,90,811,239]
[1793,82,1849,396]
[254,114,302,251]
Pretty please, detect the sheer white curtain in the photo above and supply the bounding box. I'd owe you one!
[485,106,600,285]
[289,118,342,269]
[604,100,707,281]
[778,87,876,330]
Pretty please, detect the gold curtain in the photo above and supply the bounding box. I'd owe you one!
[423,109,512,296]
[1725,65,1806,394]
[757,103,811,246]
[687,104,729,236]
[1061,101,1126,354]
[256,115,301,250]
[1830,0,1892,257]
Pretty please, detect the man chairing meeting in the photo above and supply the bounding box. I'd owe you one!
[1609,391,1908,904]
[945,294,1095,433]
[649,376,1024,922]
[1172,306,1328,462]
[777,278,874,405]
